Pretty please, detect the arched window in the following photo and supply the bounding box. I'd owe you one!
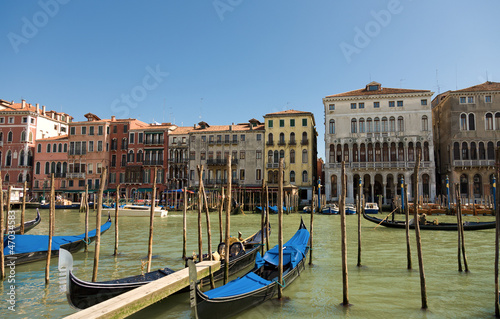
[45,162,50,174]
[479,142,486,160]
[274,150,279,163]
[47,144,51,153]
[366,118,372,132]
[279,133,285,144]
[0,132,3,141]
[389,117,396,132]
[279,150,284,159]
[56,162,62,174]
[51,162,56,174]
[268,133,273,144]
[374,117,380,132]
[35,162,41,174]
[137,150,143,162]
[37,144,42,153]
[63,162,67,173]
[29,132,33,142]
[487,142,494,159]
[408,142,414,161]
[460,174,468,196]
[390,143,396,161]
[63,143,68,152]
[398,142,404,161]
[381,117,388,132]
[351,119,357,133]
[359,118,365,133]
[375,143,381,162]
[268,150,273,163]
[58,143,62,152]
[343,144,349,162]
[360,143,366,162]
[302,170,308,183]
[52,143,57,153]
[353,144,359,162]
[397,116,404,132]
[26,174,30,182]
[290,132,295,144]
[302,149,308,163]
[7,131,13,142]
[462,142,469,160]
[329,120,335,134]
[460,113,467,130]
[423,142,430,161]
[496,113,500,130]
[290,149,295,164]
[367,143,374,162]
[453,142,460,160]
[4,174,9,182]
[128,150,134,162]
[422,174,430,197]
[18,174,23,182]
[421,115,428,131]
[302,132,308,144]
[6,150,12,166]
[290,171,295,183]
[19,150,25,166]
[473,174,482,197]
[21,131,26,142]
[486,113,494,130]
[329,145,335,163]
[468,113,475,130]
[470,142,477,160]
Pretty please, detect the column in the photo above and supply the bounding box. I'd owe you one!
[347,173,354,204]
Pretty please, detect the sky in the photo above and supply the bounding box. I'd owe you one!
[1,0,500,160]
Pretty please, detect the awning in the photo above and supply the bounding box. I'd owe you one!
[138,188,152,192]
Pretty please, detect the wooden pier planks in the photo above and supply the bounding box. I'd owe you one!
[64,261,220,319]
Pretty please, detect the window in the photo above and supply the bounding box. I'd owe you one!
[256,134,261,141]
[98,126,103,135]
[290,119,295,127]
[81,126,87,135]
[351,119,357,133]
[397,101,403,107]
[256,150,262,159]
[129,133,135,144]
[279,119,284,127]
[123,125,128,133]
[239,169,245,181]
[232,134,237,143]
[367,118,372,132]
[113,125,117,133]
[486,95,492,103]
[0,118,3,123]
[359,102,365,109]
[329,120,335,134]
[58,143,62,152]
[52,143,57,153]
[468,96,474,104]
[37,144,42,153]
[328,104,335,111]
[88,141,94,152]
[302,149,308,163]
[368,84,379,91]
[88,163,93,174]
[89,126,94,135]
[496,113,500,130]
[290,149,295,163]
[200,151,206,160]
[397,116,404,132]
[35,162,40,174]
[374,101,380,108]
[290,171,296,183]
[421,99,428,106]
[64,144,67,152]
[468,113,475,130]
[190,151,196,160]
[389,117,395,132]
[351,103,356,109]
[98,141,103,151]
[374,117,380,132]
[8,117,14,124]
[70,127,76,135]
[460,113,467,130]
[110,173,116,184]
[302,170,308,183]
[138,132,143,143]
[240,151,245,159]
[421,115,428,131]
[389,101,395,107]
[268,120,273,128]
[256,169,261,181]
[460,97,466,104]
[302,118,307,126]
[47,144,51,153]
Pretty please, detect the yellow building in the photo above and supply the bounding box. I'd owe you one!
[263,110,318,202]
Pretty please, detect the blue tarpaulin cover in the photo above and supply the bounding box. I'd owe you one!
[3,219,112,255]
[204,224,309,299]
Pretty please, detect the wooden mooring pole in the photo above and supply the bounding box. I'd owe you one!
[261,180,266,256]
[147,168,157,272]
[495,147,500,317]
[84,184,89,252]
[413,154,427,309]
[265,183,270,252]
[404,184,411,270]
[223,155,232,285]
[340,162,349,306]
[114,184,120,256]
[219,187,224,244]
[309,186,314,266]
[278,158,284,299]
[45,174,55,285]
[0,171,4,279]
[197,166,203,265]
[199,165,215,289]
[21,181,26,234]
[92,167,106,282]
[357,179,362,267]
[182,186,187,260]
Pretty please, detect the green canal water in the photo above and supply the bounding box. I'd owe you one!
[1,208,498,318]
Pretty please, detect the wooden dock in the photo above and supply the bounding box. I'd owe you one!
[64,260,220,319]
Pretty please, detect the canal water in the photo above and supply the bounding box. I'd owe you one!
[1,208,497,318]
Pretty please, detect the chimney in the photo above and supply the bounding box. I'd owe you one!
[42,105,46,115]
[36,103,40,114]
[111,116,116,122]
[21,99,26,109]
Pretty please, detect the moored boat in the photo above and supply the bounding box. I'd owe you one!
[102,204,168,217]
[364,202,379,214]
[193,219,309,319]
[320,204,339,215]
[345,204,357,215]
[10,209,42,234]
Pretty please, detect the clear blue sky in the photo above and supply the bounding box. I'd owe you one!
[2,0,499,159]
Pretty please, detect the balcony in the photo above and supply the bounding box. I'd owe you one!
[278,140,286,146]
[143,159,164,166]
[266,141,274,146]
[67,172,85,179]
[328,161,433,170]
[168,158,188,164]
[144,138,164,146]
[301,139,309,146]
[266,162,286,169]
[232,139,238,145]
[206,159,238,166]
[69,149,86,155]
[205,179,239,186]
[453,160,495,168]
[288,140,296,146]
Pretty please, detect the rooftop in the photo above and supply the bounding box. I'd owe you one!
[325,82,431,98]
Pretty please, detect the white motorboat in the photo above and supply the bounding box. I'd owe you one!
[103,204,168,217]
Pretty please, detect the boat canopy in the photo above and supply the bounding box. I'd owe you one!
[3,219,111,255]
[204,271,272,299]
[263,228,309,268]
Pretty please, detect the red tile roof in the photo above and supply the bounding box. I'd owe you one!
[37,135,69,141]
[453,81,500,93]
[326,87,430,98]
[264,109,313,117]
[191,123,264,133]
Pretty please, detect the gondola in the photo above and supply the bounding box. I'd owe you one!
[62,224,270,309]
[3,215,111,266]
[193,219,309,319]
[362,210,496,231]
[10,209,42,235]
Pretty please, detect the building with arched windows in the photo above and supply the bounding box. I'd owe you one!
[323,82,436,204]
[432,81,500,202]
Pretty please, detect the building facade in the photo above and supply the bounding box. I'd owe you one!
[263,110,318,202]
[0,99,71,189]
[432,81,500,201]
[167,126,192,190]
[188,120,265,190]
[323,82,436,204]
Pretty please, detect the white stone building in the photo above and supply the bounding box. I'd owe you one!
[323,82,436,205]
